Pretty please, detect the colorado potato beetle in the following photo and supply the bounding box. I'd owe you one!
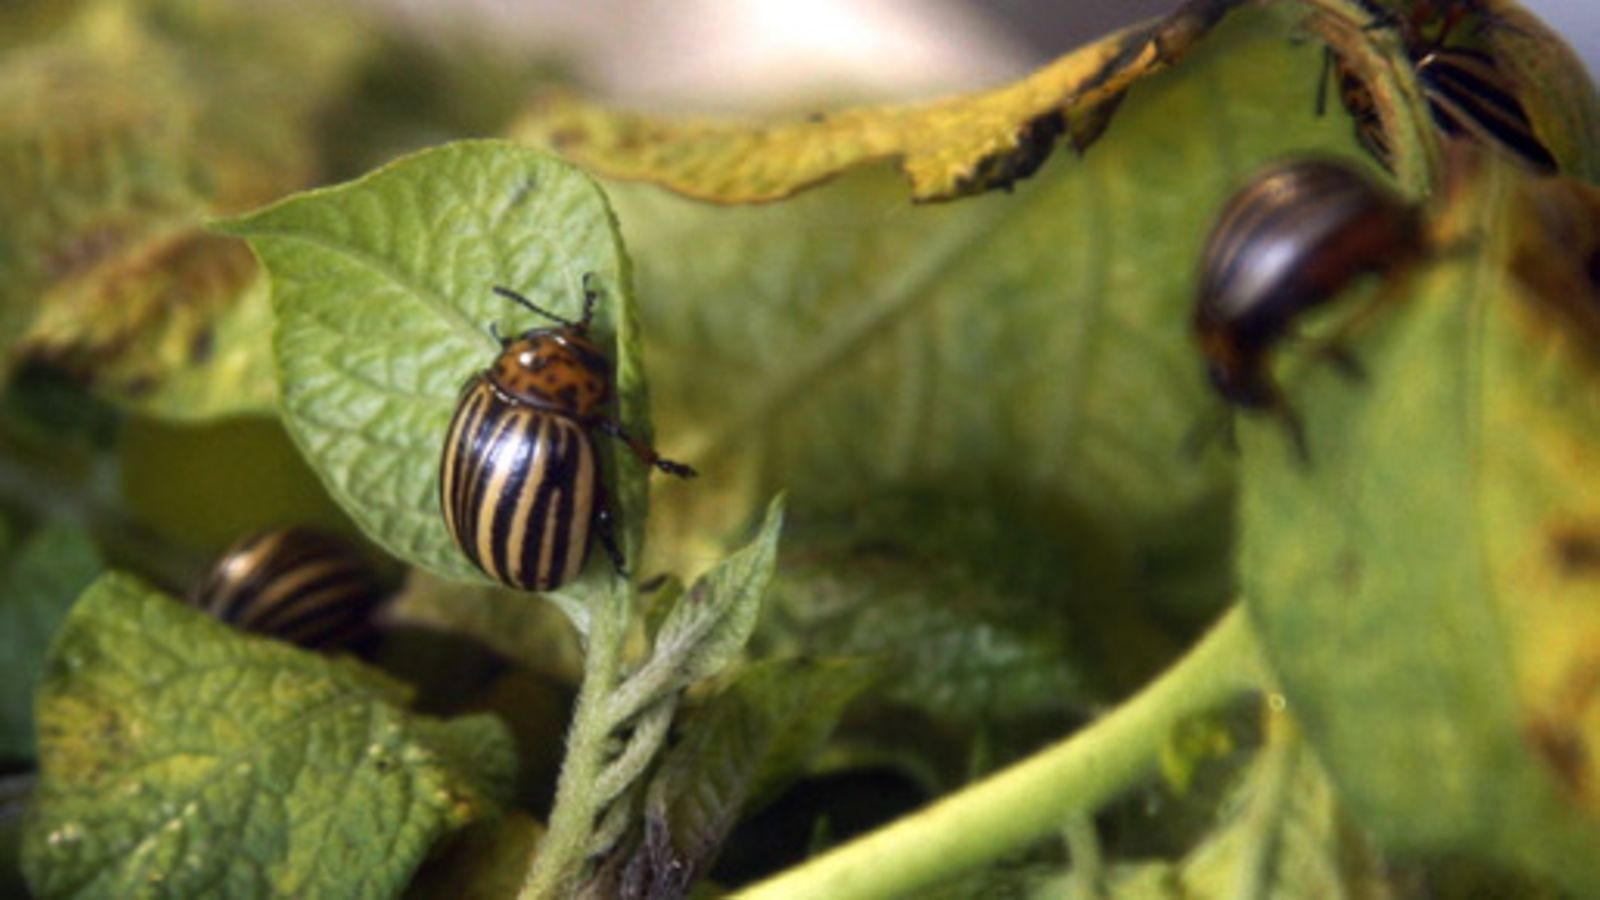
[439,277,695,591]
[1324,0,1555,173]
[1195,158,1425,450]
[193,527,387,650]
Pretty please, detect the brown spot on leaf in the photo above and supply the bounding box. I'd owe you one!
[1526,715,1590,797]
[1335,550,1362,591]
[1551,525,1600,576]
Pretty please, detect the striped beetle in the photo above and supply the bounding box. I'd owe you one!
[1195,158,1425,454]
[1325,0,1555,173]
[1317,50,1395,171]
[193,527,386,650]
[439,277,695,591]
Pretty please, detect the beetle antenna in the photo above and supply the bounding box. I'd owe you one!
[492,286,581,329]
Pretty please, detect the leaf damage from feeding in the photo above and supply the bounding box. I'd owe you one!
[513,0,1248,204]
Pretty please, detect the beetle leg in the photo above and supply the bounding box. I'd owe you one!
[1315,46,1333,117]
[1277,402,1311,466]
[1316,342,1366,382]
[593,483,627,576]
[592,418,698,478]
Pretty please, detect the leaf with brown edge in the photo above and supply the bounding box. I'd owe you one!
[1238,156,1600,893]
[511,0,1247,204]
[16,230,276,419]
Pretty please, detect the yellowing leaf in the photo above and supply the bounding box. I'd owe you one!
[1239,159,1600,891]
[0,3,370,418]
[20,231,274,419]
[22,572,515,899]
[511,0,1247,203]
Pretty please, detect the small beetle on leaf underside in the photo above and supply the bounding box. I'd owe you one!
[439,276,695,592]
[193,527,388,651]
[1320,0,1557,174]
[1194,157,1427,457]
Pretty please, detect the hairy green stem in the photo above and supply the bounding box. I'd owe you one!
[593,699,675,809]
[520,583,632,899]
[735,606,1263,900]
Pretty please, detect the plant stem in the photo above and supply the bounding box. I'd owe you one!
[735,605,1263,900]
[520,582,631,899]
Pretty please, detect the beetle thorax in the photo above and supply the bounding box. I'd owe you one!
[489,328,611,417]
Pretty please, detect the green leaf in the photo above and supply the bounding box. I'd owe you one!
[1171,725,1387,900]
[216,140,647,590]
[22,572,515,899]
[762,520,1099,732]
[630,657,877,892]
[1240,162,1600,891]
[0,523,101,761]
[653,496,785,689]
[613,6,1362,632]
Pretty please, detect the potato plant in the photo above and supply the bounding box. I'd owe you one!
[1,1,1598,898]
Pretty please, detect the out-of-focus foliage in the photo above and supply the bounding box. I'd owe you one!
[3,0,1599,896]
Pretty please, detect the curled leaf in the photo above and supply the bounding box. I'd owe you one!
[512,0,1248,204]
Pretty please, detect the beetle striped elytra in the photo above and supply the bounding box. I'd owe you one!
[1415,45,1556,173]
[1194,158,1426,454]
[1322,0,1556,174]
[439,277,695,592]
[1317,48,1396,172]
[193,527,386,650]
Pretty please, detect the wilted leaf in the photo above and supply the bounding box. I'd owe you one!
[22,572,515,899]
[20,232,275,420]
[0,26,205,349]
[513,0,1247,203]
[217,140,652,588]
[0,523,101,761]
[1240,162,1600,891]
[615,658,876,896]
[0,2,369,416]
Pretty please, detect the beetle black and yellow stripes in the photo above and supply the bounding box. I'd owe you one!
[193,528,386,650]
[1416,46,1556,172]
[439,278,695,592]
[1325,0,1558,174]
[440,377,600,590]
